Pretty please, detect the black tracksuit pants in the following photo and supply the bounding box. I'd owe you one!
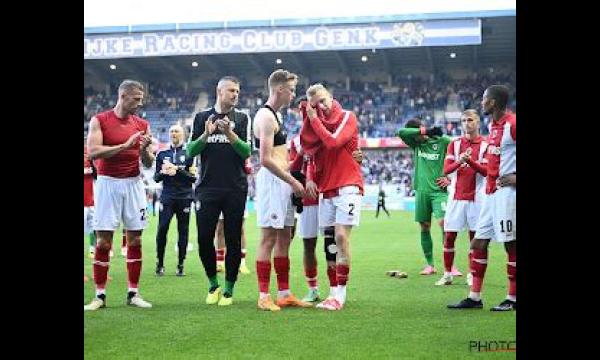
[195,190,246,283]
[156,198,192,266]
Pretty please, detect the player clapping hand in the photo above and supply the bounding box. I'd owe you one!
[160,159,178,176]
[459,148,472,163]
[435,176,451,189]
[123,131,143,149]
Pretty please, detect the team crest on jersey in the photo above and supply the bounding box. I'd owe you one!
[180,155,186,162]
[271,213,278,220]
[195,201,201,210]
[432,144,438,151]
[491,130,498,139]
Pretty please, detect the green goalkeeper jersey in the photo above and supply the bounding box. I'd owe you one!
[397,128,452,193]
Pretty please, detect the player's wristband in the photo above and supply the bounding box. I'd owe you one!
[231,139,251,159]
[187,138,207,157]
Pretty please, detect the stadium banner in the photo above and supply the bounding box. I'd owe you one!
[84,19,481,59]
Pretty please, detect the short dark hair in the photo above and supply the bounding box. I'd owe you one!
[486,85,510,110]
[405,118,422,128]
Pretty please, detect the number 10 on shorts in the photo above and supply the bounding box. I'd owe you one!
[499,219,513,233]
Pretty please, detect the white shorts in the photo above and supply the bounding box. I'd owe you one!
[319,186,362,227]
[93,175,148,231]
[299,205,319,239]
[219,208,248,220]
[84,206,95,234]
[444,199,482,232]
[474,186,516,243]
[255,167,295,229]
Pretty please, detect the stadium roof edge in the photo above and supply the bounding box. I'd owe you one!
[84,9,515,35]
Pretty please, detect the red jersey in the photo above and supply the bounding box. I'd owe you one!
[444,135,488,201]
[485,113,516,194]
[289,136,318,206]
[84,147,94,206]
[94,110,149,178]
[308,110,364,197]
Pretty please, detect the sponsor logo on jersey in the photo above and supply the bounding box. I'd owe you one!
[432,144,438,151]
[487,145,501,155]
[418,152,440,161]
[207,134,231,143]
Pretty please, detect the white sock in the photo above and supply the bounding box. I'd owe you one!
[95,289,106,297]
[259,292,270,300]
[278,289,291,298]
[241,258,246,266]
[310,286,318,291]
[128,288,138,294]
[329,286,337,298]
[336,285,347,304]
[507,295,516,302]
[444,272,452,277]
[468,291,481,301]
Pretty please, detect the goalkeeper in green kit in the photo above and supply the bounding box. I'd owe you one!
[390,118,452,276]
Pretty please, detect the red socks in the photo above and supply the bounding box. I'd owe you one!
[305,265,318,288]
[93,245,111,290]
[336,264,349,286]
[256,260,271,293]
[216,248,225,262]
[273,257,290,291]
[443,232,457,272]
[471,249,488,293]
[126,244,142,289]
[507,246,516,298]
[327,264,338,287]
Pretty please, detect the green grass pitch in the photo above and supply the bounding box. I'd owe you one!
[84,210,516,359]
